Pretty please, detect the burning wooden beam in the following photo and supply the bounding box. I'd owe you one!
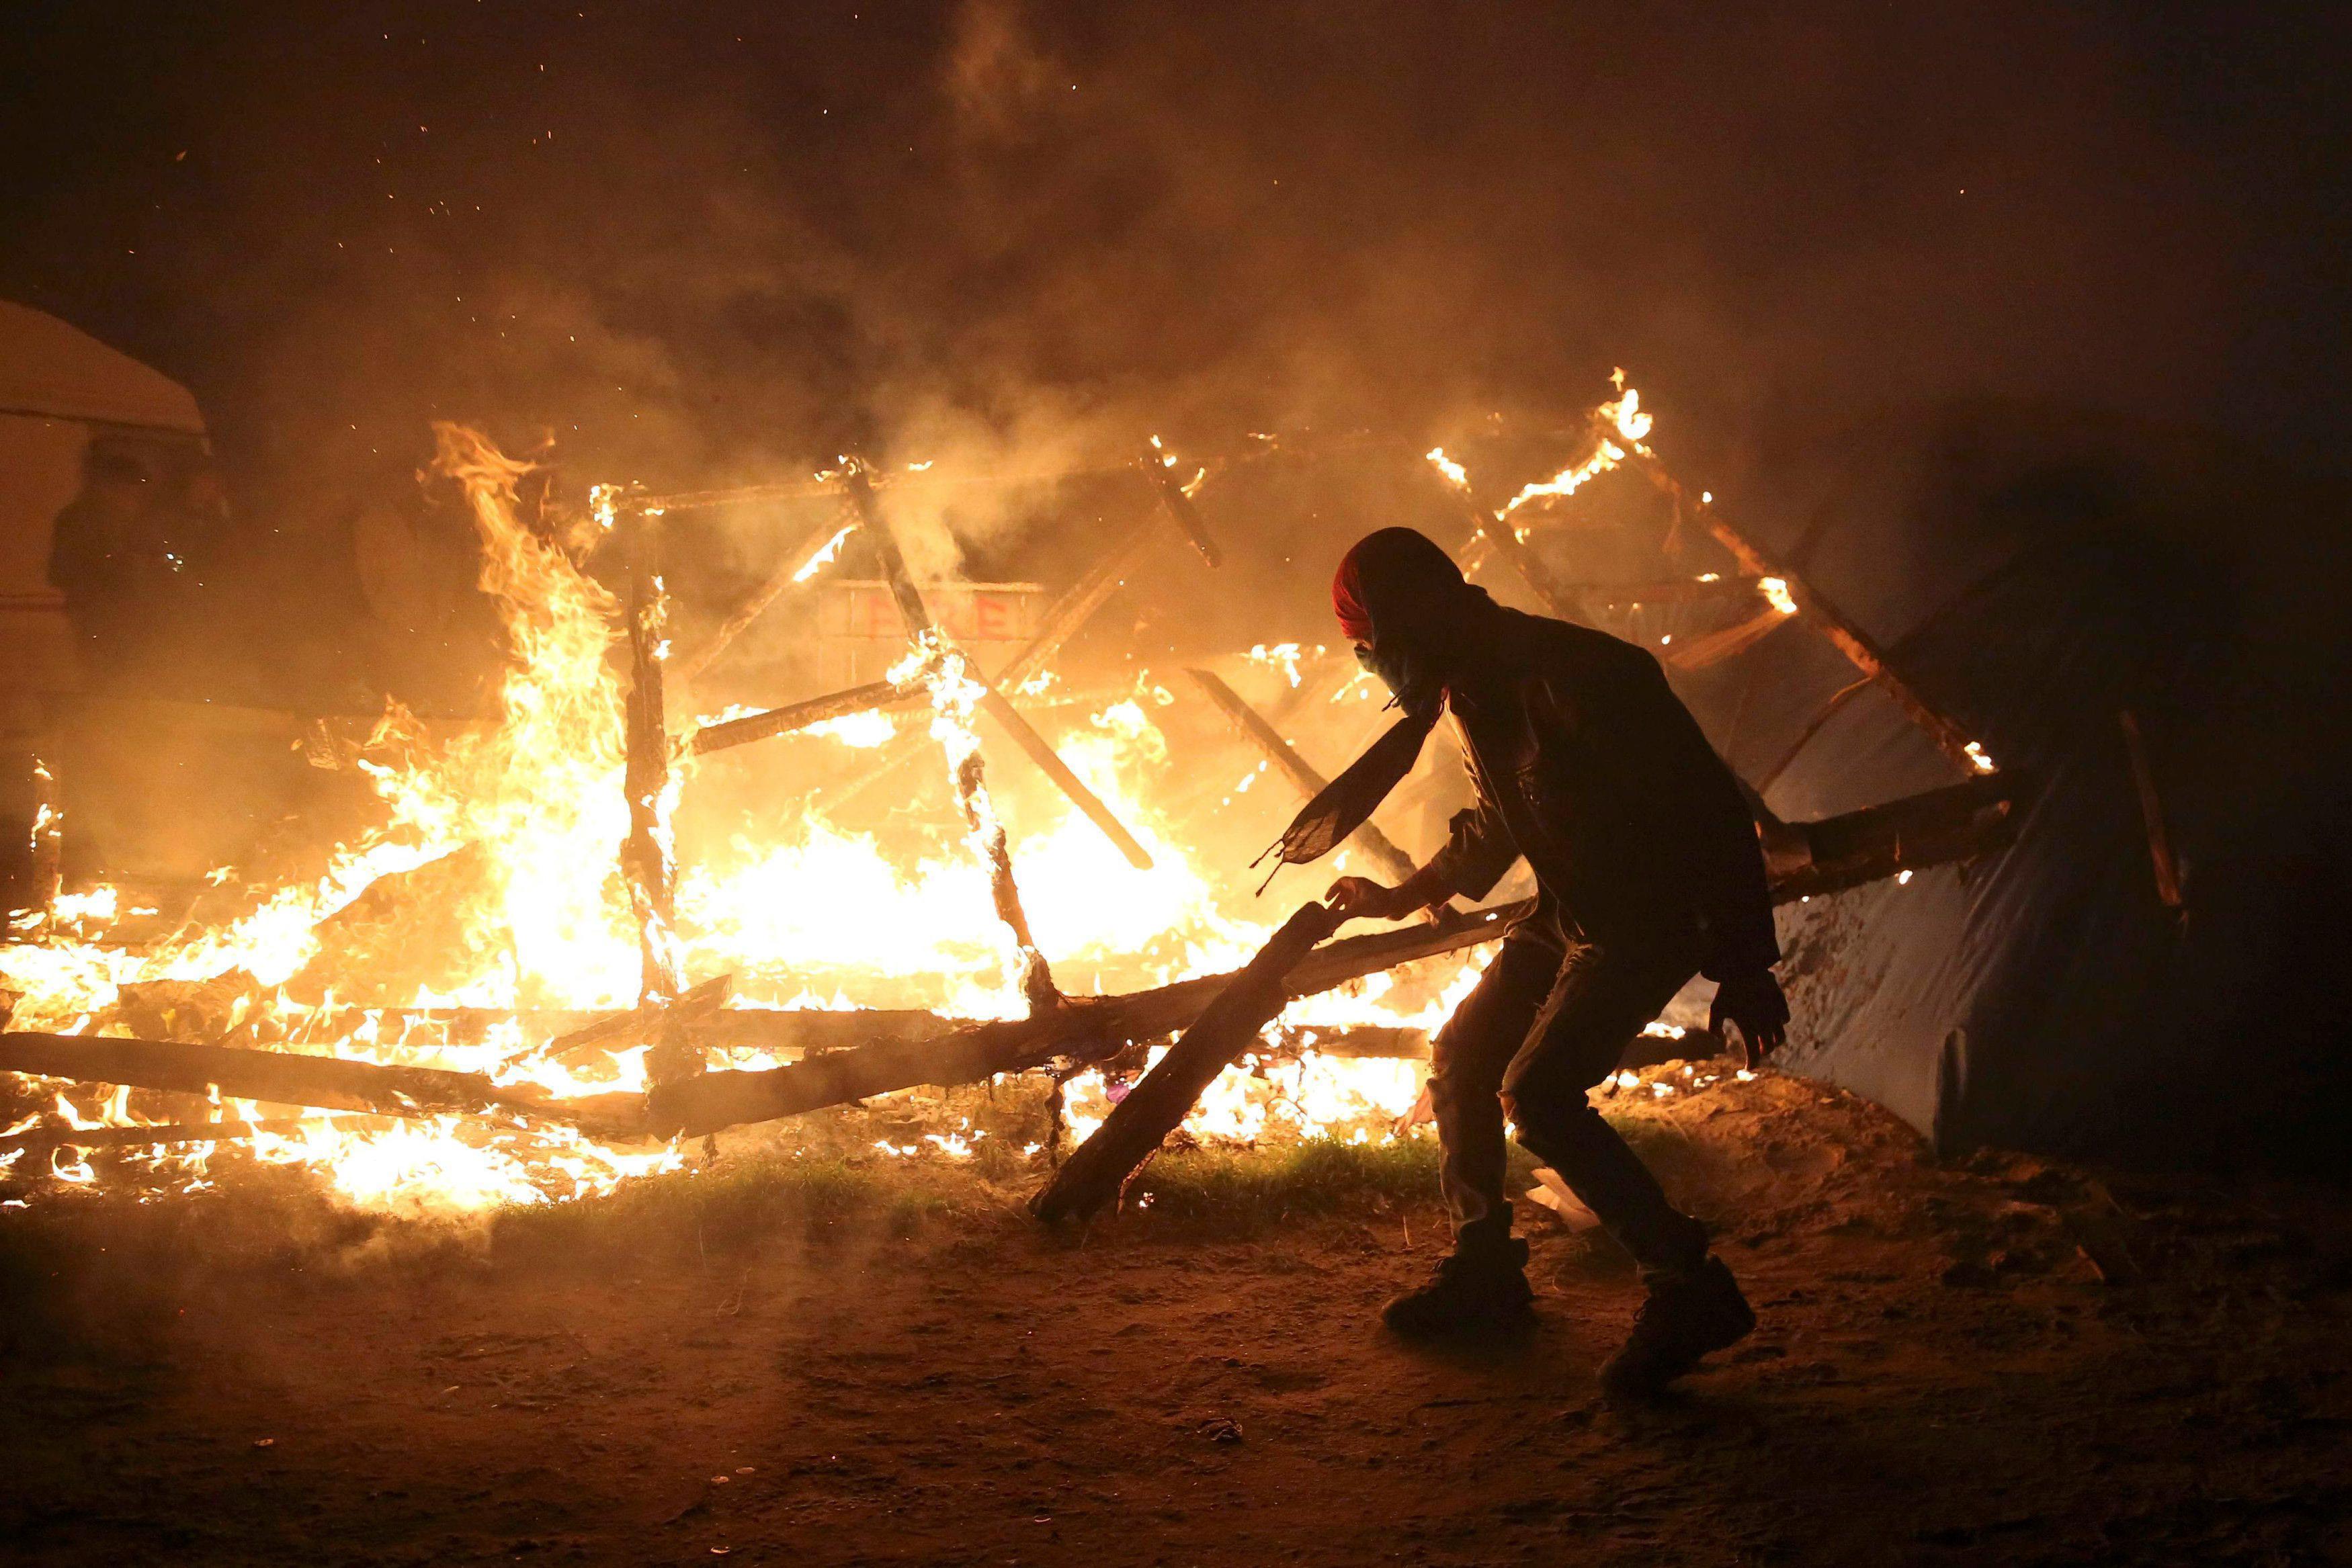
[847,464,1154,871]
[616,500,693,1085]
[671,509,858,683]
[1183,666,1419,883]
[642,900,1533,1137]
[0,1032,648,1139]
[1138,441,1222,566]
[1626,453,1986,774]
[687,676,927,756]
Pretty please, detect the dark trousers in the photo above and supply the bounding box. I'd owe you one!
[1429,904,1712,1285]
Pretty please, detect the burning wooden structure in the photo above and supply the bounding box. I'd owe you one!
[0,386,2023,1213]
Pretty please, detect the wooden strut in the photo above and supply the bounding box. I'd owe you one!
[671,507,858,683]
[1182,666,1419,884]
[845,464,1154,872]
[1624,450,1984,773]
[688,675,928,756]
[1662,602,1796,673]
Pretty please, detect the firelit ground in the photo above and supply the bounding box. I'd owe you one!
[3,1067,2349,1567]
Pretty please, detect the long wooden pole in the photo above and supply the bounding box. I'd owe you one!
[687,677,927,756]
[1626,452,1984,772]
[671,509,857,683]
[1183,667,1418,883]
[0,1032,648,1138]
[1031,901,1343,1222]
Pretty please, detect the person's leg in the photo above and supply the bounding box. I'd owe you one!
[1382,919,1564,1335]
[1499,930,1756,1396]
[1430,924,1564,1251]
[1499,935,1710,1282]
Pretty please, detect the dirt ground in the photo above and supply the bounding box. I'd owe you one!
[4,1065,2350,1567]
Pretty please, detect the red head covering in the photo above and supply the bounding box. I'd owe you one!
[1331,554,1376,642]
[1331,527,1470,644]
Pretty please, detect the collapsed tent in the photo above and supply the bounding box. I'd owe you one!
[1712,399,2352,1169]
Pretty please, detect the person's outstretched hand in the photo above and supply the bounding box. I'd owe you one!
[1326,876,1417,922]
[1711,969,1790,1070]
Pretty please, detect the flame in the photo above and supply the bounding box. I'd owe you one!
[1757,576,1800,616]
[792,522,857,583]
[1,423,1577,1215]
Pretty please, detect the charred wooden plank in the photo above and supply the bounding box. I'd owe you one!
[643,900,1536,1137]
[1,1116,335,1155]
[1771,772,2026,901]
[1138,443,1222,566]
[1032,902,1344,1222]
[688,678,927,756]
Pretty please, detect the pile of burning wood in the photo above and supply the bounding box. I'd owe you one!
[0,387,2022,1215]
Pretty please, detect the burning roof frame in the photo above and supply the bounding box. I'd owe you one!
[1,386,2027,1201]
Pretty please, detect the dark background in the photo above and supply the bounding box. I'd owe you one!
[4,1,2346,525]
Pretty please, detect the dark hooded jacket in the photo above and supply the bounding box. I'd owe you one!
[1427,603,1779,982]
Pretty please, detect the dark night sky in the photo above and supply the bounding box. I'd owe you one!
[3,1,2347,521]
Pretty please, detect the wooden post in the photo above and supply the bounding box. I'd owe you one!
[618,501,691,1085]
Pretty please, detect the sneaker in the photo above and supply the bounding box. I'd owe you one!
[1597,1256,1755,1401]
[1381,1237,1536,1336]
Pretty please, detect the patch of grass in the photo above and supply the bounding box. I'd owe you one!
[488,1151,966,1264]
[1122,1137,1452,1231]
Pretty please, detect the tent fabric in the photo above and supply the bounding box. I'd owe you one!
[1679,400,2352,1168]
[0,301,204,433]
